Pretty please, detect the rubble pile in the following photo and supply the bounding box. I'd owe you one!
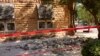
[0,37,85,56]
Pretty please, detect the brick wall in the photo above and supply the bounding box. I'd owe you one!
[53,5,69,28]
[0,0,70,34]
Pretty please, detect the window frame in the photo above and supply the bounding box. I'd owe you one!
[6,22,16,32]
[0,21,16,32]
[37,20,53,30]
[38,20,46,29]
[46,21,53,28]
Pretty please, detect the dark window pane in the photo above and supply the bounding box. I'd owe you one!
[0,23,4,31]
[39,22,45,29]
[7,23,15,30]
[47,22,53,28]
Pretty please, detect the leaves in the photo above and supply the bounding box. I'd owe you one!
[76,4,93,22]
[59,0,69,5]
[81,0,100,15]
[42,0,69,5]
[42,0,54,4]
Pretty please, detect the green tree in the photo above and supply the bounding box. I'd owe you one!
[76,4,93,25]
[80,0,100,39]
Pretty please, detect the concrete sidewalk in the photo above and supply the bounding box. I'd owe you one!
[75,28,98,39]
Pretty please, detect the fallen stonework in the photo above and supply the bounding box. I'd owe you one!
[0,37,85,56]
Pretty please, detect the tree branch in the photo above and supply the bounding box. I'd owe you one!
[80,0,99,25]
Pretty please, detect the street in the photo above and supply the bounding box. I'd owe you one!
[75,28,98,39]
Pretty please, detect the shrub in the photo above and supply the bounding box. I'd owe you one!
[82,39,100,56]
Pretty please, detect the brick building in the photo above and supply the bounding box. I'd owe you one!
[0,0,71,37]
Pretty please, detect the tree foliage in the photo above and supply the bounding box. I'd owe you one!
[59,0,69,5]
[42,0,54,4]
[80,0,100,39]
[76,4,93,23]
[42,0,69,5]
[82,39,100,56]
[80,0,100,23]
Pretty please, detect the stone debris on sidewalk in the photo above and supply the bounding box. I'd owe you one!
[0,37,85,56]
